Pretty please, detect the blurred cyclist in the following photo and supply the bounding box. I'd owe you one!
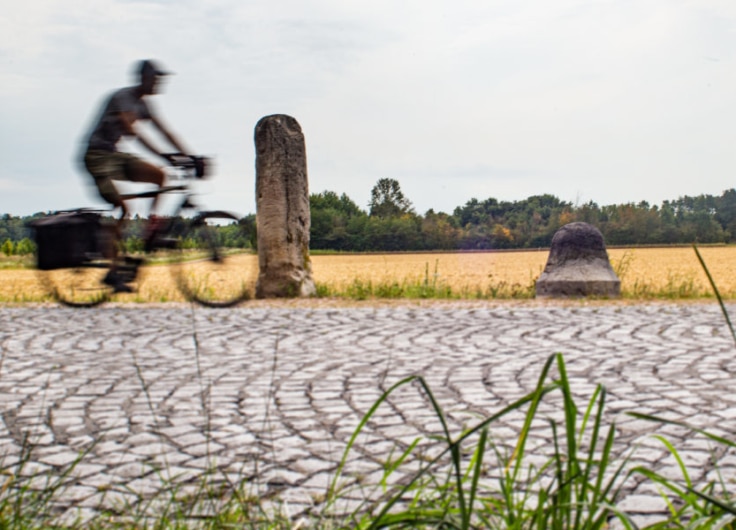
[80,59,193,291]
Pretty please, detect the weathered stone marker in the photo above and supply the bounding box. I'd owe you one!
[255,114,316,298]
[535,222,620,298]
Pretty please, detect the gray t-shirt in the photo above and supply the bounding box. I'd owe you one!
[86,86,153,152]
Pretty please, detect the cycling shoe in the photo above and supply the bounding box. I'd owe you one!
[102,271,134,294]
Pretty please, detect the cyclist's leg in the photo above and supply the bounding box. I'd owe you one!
[83,151,133,292]
[83,150,128,245]
[88,151,165,209]
[83,150,128,214]
[124,157,165,212]
[122,156,168,245]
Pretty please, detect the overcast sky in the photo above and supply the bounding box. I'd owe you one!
[3,0,736,217]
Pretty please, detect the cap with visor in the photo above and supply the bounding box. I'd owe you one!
[138,59,172,78]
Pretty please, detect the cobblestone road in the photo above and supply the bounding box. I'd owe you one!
[1,302,736,525]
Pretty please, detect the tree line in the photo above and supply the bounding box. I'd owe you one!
[0,214,256,256]
[3,179,736,254]
[310,179,736,251]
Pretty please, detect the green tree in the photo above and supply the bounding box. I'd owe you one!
[1,239,14,256]
[14,238,36,256]
[310,191,367,250]
[363,215,422,251]
[716,188,736,240]
[369,178,414,218]
[311,191,364,217]
[421,209,460,250]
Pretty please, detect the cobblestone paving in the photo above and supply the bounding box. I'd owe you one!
[1,302,736,524]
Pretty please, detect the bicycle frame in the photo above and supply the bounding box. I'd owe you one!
[31,156,253,307]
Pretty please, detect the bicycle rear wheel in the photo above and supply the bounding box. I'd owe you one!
[173,211,254,307]
[40,263,112,307]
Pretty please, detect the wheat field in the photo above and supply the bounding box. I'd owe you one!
[311,247,736,299]
[2,246,736,303]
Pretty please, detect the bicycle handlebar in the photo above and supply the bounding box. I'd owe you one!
[163,153,209,179]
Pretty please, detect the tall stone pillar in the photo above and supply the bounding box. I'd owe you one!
[255,114,316,298]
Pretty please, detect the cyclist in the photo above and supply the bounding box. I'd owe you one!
[81,59,194,291]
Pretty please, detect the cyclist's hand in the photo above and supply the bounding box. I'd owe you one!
[192,156,208,179]
[161,153,209,178]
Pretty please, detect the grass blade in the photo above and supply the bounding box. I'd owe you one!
[506,353,560,478]
[627,412,735,448]
[366,379,559,529]
[555,354,579,529]
[652,435,693,490]
[690,488,736,515]
[413,376,468,521]
[693,244,736,345]
[463,427,487,530]
[577,385,607,528]
[327,374,420,503]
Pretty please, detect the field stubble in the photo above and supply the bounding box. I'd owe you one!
[1,246,736,303]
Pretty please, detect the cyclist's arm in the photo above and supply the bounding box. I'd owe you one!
[121,114,183,162]
[133,130,169,161]
[118,110,166,159]
[149,114,190,157]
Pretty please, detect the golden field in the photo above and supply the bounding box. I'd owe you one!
[2,246,736,303]
[308,247,736,299]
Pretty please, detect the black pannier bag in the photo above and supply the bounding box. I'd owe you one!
[28,211,114,270]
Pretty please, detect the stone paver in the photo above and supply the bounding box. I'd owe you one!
[1,302,736,523]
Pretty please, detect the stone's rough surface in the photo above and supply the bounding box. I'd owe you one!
[254,114,316,298]
[535,222,620,298]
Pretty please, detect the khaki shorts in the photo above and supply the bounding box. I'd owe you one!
[83,150,150,206]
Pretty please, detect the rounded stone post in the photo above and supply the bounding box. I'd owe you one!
[254,114,316,298]
[535,222,620,298]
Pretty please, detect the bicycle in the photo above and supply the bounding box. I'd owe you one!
[28,156,255,308]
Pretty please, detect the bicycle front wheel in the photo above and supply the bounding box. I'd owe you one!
[173,212,255,307]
